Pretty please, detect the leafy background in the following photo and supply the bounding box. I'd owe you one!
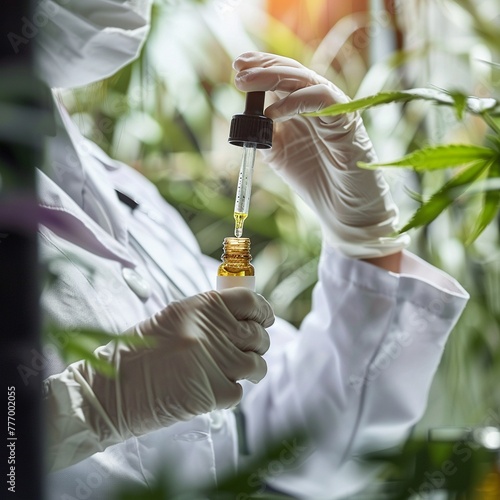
[58,0,500,496]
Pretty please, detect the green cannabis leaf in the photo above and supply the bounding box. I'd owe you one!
[302,81,500,242]
[358,144,497,171]
[356,141,500,240]
[464,161,500,243]
[399,160,493,234]
[305,88,500,118]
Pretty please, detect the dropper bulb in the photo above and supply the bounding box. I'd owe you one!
[244,92,266,116]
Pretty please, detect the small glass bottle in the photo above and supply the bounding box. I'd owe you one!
[216,237,255,291]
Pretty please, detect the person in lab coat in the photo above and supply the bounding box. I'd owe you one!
[37,1,469,499]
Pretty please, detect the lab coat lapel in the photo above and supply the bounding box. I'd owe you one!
[37,170,135,268]
[38,98,136,268]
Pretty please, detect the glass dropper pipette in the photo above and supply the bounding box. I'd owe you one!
[234,142,256,237]
[228,91,273,237]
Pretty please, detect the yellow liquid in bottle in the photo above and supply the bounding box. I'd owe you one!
[234,212,248,238]
[216,237,255,291]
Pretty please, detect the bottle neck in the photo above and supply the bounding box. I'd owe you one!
[217,237,255,288]
[221,237,252,266]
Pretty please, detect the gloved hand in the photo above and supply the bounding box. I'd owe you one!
[233,52,410,259]
[45,288,274,471]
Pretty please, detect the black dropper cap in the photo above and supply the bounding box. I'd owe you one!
[228,91,273,149]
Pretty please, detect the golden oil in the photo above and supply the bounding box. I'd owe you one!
[233,212,248,238]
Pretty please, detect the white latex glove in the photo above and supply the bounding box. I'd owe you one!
[233,52,410,259]
[44,288,274,471]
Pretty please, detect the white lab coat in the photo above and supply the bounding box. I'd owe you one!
[39,98,468,500]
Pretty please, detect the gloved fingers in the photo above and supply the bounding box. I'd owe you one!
[214,381,243,410]
[234,51,306,71]
[212,343,268,384]
[235,66,350,124]
[218,288,275,328]
[230,351,268,384]
[235,65,324,94]
[193,358,244,410]
[263,84,348,123]
[234,51,339,90]
[230,320,271,355]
